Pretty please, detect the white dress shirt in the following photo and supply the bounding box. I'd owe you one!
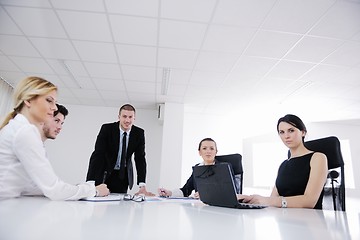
[0,114,95,200]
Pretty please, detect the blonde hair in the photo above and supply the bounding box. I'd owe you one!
[0,76,57,129]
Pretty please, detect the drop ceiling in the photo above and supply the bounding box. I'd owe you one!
[1,0,360,122]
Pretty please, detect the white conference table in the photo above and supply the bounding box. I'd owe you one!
[0,196,357,240]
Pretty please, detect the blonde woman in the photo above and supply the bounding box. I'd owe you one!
[0,76,109,200]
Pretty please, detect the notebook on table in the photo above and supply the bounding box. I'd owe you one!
[193,163,266,209]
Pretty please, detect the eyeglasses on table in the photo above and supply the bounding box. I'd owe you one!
[123,194,145,202]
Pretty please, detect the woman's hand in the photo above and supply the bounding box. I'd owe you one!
[95,184,110,197]
[135,186,155,196]
[237,194,269,205]
[158,188,172,197]
[192,192,200,199]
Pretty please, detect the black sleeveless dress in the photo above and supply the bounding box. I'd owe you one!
[275,152,324,209]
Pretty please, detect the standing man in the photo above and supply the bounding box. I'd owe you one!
[40,104,68,141]
[86,104,154,196]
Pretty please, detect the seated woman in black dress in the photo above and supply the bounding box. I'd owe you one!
[238,114,328,209]
[158,137,238,198]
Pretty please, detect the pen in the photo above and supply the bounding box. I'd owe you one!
[102,171,108,184]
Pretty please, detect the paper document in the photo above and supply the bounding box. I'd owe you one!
[81,193,124,202]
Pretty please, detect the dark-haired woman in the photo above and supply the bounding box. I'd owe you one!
[239,114,327,209]
[158,138,228,199]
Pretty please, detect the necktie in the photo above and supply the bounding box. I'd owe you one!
[119,132,127,179]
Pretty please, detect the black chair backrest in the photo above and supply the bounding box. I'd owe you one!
[304,136,345,211]
[215,154,243,194]
[215,153,243,175]
[304,136,344,169]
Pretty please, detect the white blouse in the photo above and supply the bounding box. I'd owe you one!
[0,114,95,200]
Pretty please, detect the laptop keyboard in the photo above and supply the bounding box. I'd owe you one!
[237,202,267,209]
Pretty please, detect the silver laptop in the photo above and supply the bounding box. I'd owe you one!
[193,163,266,209]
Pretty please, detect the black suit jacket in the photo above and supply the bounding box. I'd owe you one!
[86,122,147,186]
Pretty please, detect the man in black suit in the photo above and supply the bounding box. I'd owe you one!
[86,104,154,195]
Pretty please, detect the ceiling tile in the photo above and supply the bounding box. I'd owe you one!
[309,1,360,39]
[72,76,96,89]
[0,55,20,71]
[9,56,54,74]
[167,84,187,96]
[122,65,156,82]
[262,0,335,33]
[56,87,76,99]
[185,85,217,98]
[0,8,22,34]
[0,0,51,7]
[159,20,207,50]
[0,71,26,86]
[223,76,259,91]
[30,37,79,59]
[125,81,156,94]
[79,98,106,106]
[55,75,80,89]
[161,0,216,22]
[213,0,276,27]
[59,60,88,77]
[51,0,105,12]
[351,31,360,41]
[284,36,344,62]
[47,59,68,75]
[342,86,360,101]
[230,56,278,78]
[339,66,360,85]
[34,73,64,87]
[116,44,157,66]
[260,77,298,93]
[128,92,156,103]
[73,41,117,63]
[92,78,125,91]
[195,51,240,72]
[110,15,158,46]
[300,64,351,83]
[5,6,66,38]
[190,71,226,86]
[105,0,159,17]
[202,25,257,53]
[70,88,103,100]
[323,41,360,67]
[0,35,40,57]
[57,10,112,41]
[156,68,192,85]
[244,30,302,58]
[157,94,183,104]
[84,62,122,79]
[266,60,316,79]
[297,81,354,99]
[100,90,128,101]
[158,48,198,69]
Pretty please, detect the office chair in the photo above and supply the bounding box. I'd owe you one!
[304,136,346,211]
[215,153,243,194]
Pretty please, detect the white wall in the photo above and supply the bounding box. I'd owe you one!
[158,103,184,189]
